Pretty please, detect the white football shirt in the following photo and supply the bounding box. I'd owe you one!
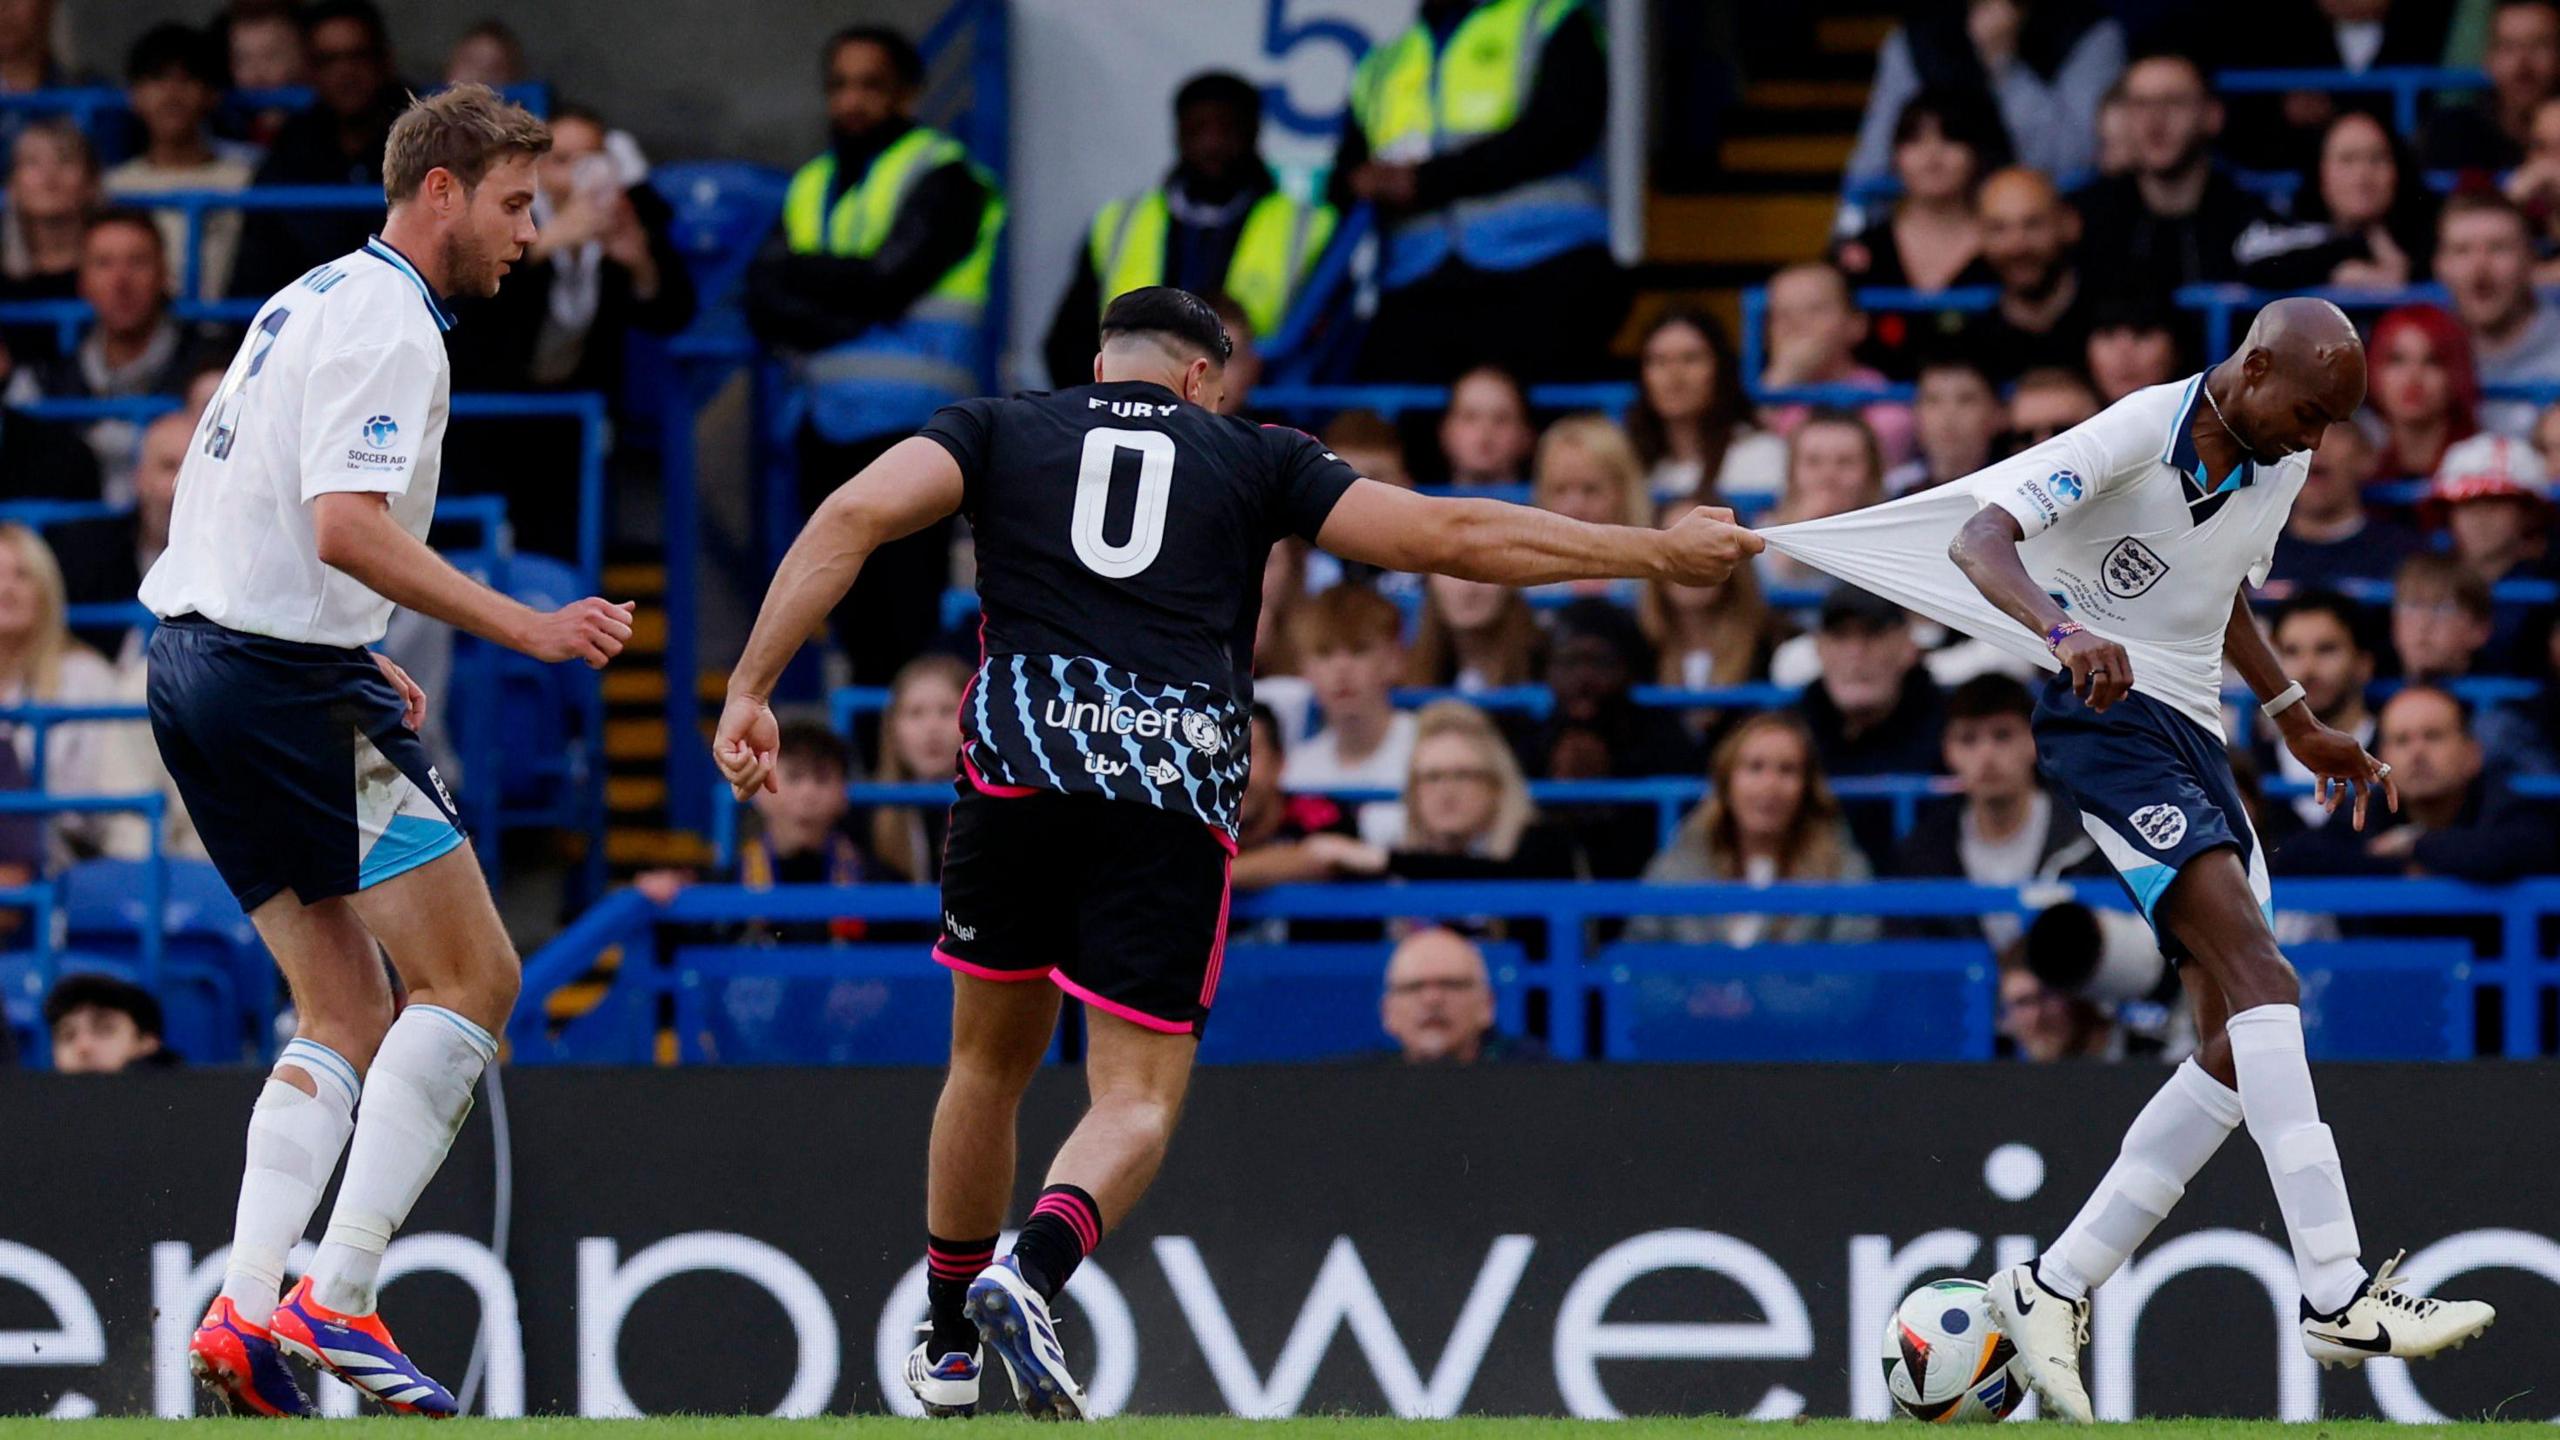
[140,237,453,648]
[1764,376,2310,735]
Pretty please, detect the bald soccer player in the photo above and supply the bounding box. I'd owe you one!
[1760,299,2495,1421]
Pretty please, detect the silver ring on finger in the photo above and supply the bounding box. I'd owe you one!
[2375,762,2393,780]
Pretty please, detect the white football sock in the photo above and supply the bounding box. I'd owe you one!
[219,1038,361,1328]
[2038,1059,2242,1301]
[309,1005,495,1315]
[2227,1003,2366,1316]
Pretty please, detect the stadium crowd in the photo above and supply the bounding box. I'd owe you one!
[2,0,2557,1069]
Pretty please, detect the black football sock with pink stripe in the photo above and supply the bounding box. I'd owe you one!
[925,1233,997,1355]
[1010,1184,1102,1301]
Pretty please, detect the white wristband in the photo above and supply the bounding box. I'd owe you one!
[2260,681,2307,721]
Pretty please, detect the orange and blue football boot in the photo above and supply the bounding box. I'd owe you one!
[189,1297,314,1417]
[269,1276,458,1417]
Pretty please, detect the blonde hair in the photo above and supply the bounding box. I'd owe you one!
[1400,700,1534,860]
[1674,710,1849,880]
[382,83,552,204]
[1404,581,1540,688]
[0,524,72,698]
[1532,414,1652,527]
[869,652,971,878]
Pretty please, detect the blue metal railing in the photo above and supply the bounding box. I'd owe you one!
[2213,66,2485,139]
[4,388,609,585]
[511,875,2560,1064]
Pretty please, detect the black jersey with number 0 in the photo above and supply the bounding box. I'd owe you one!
[918,381,1362,836]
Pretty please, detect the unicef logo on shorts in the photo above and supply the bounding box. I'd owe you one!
[361,414,399,448]
[2130,803,2188,850]
[1180,710,1225,754]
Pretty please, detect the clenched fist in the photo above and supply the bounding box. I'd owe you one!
[1656,506,1766,586]
[517,597,636,669]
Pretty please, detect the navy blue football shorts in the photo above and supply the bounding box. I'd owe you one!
[2032,673,2272,954]
[146,614,466,910]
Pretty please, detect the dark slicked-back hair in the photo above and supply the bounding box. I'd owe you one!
[1945,672,2035,725]
[827,25,924,88]
[1100,286,1233,364]
[128,22,225,85]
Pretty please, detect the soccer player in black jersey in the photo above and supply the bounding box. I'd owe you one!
[713,288,1759,1418]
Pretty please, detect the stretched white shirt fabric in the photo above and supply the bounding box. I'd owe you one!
[1763,377,2309,736]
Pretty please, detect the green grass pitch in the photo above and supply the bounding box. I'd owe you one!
[0,1420,2542,1438]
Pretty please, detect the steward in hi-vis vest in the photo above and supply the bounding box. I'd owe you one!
[746,24,1006,683]
[1044,72,1334,387]
[1325,0,1621,382]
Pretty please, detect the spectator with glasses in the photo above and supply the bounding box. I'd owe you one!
[1379,929,1544,1065]
[2004,366,2102,450]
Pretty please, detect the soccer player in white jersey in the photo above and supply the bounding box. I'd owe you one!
[149,87,634,1417]
[1764,299,2494,1420]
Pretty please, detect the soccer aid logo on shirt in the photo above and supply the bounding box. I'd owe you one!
[2130,803,2189,850]
[1180,710,1225,754]
[349,415,407,470]
[2020,469,2087,526]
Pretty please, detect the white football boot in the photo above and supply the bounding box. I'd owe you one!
[1985,1262,2095,1423]
[2301,1251,2497,1369]
[904,1324,987,1417]
[966,1257,1088,1420]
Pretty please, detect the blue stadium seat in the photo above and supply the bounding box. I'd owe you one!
[457,552,597,820]
[653,161,790,310]
[674,943,1065,1066]
[1198,941,1529,1064]
[1597,941,1995,1061]
[2290,940,2475,1059]
[60,859,262,1061]
[0,952,43,1061]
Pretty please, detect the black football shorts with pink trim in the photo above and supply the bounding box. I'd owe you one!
[934,779,1235,1035]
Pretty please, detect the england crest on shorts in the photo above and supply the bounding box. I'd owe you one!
[2130,803,2188,850]
[2102,536,2171,598]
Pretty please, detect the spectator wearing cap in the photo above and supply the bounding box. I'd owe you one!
[2435,191,2560,438]
[45,973,182,1072]
[2083,299,2181,403]
[1048,72,1333,389]
[1887,354,2001,495]
[229,0,411,299]
[2266,422,2419,591]
[2071,52,2271,301]
[2365,304,2480,479]
[2422,0,2560,174]
[1798,586,1948,862]
[105,24,258,300]
[2278,684,2560,879]
[746,23,1004,686]
[2233,110,2437,293]
[2431,432,2557,587]
[2004,366,2102,450]
[1842,1,2123,190]
[2256,590,2382,827]
[1964,167,2093,386]
[1757,262,1915,466]
[4,212,223,504]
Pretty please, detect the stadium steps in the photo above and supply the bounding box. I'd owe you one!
[594,558,720,879]
[1631,4,1884,348]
